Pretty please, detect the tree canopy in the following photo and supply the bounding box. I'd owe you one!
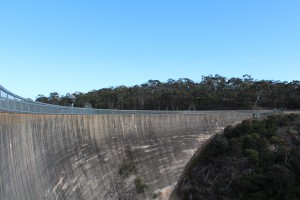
[36,74,300,110]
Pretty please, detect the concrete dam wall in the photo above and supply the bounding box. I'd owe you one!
[0,111,252,200]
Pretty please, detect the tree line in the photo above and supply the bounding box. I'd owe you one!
[35,74,300,110]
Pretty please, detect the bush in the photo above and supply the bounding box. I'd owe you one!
[273,146,290,164]
[134,177,148,193]
[224,120,252,139]
[152,192,160,198]
[245,149,259,163]
[118,160,137,177]
[224,125,237,138]
[211,135,229,154]
[276,115,290,127]
[288,114,298,122]
[291,147,300,174]
[268,164,295,198]
[271,136,284,145]
[229,138,243,156]
[242,134,257,149]
[251,132,260,140]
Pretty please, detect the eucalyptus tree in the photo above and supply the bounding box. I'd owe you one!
[35,75,300,110]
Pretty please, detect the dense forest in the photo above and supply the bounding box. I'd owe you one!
[36,74,300,110]
[171,114,300,200]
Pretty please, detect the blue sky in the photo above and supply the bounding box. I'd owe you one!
[0,0,299,99]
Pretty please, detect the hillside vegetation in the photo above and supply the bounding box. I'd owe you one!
[36,74,300,110]
[171,114,300,200]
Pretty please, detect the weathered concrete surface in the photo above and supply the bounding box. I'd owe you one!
[0,112,252,200]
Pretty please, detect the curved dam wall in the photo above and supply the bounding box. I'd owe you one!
[0,111,252,200]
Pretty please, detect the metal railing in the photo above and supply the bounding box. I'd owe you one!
[0,85,264,115]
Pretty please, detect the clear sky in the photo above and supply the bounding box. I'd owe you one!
[0,0,299,99]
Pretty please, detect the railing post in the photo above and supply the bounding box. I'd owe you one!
[0,89,2,110]
[5,92,8,110]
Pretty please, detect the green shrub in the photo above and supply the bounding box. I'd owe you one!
[245,149,259,163]
[268,164,295,198]
[224,125,237,138]
[288,114,298,122]
[212,135,229,154]
[242,135,257,149]
[277,115,290,127]
[229,138,243,156]
[152,192,160,198]
[291,147,300,174]
[118,160,137,177]
[271,136,284,145]
[251,132,260,140]
[134,177,148,193]
[273,146,290,164]
[224,120,252,139]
